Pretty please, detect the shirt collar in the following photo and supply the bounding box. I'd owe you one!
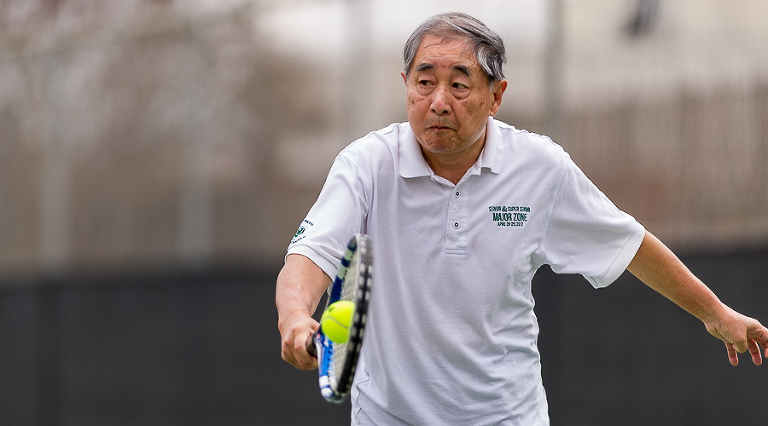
[399,117,503,179]
[399,124,431,178]
[478,117,503,174]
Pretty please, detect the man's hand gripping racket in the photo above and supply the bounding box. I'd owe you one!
[306,234,373,403]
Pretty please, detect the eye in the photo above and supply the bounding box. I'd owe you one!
[415,78,435,94]
[452,81,470,98]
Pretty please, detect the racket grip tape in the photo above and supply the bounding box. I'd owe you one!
[306,331,318,358]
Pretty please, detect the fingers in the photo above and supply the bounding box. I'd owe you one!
[747,323,768,366]
[710,313,768,367]
[293,332,319,370]
[282,328,318,370]
[725,341,739,367]
[747,339,762,366]
[279,314,320,371]
[749,324,768,351]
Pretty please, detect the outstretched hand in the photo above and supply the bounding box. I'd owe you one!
[704,306,768,366]
[627,231,768,367]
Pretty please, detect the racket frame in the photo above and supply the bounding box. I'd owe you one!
[310,234,372,403]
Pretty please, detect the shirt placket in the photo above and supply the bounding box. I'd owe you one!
[445,181,468,255]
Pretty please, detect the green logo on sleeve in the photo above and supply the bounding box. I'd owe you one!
[291,219,314,244]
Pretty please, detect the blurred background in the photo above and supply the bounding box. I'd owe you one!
[0,0,766,425]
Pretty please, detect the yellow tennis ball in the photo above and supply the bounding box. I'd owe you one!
[321,301,355,344]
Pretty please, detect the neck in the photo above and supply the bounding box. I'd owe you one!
[421,138,485,185]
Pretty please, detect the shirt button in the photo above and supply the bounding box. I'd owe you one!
[453,222,460,229]
[455,191,460,197]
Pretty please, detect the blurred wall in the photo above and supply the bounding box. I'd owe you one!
[0,0,767,278]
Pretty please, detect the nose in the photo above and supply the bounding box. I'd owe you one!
[430,86,452,116]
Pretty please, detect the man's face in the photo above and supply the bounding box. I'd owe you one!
[402,35,506,166]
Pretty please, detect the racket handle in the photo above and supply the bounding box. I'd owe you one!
[306,331,318,358]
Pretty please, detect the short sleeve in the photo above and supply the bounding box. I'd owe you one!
[286,154,369,279]
[539,154,645,288]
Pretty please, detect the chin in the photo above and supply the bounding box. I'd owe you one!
[422,132,458,147]
[424,144,462,157]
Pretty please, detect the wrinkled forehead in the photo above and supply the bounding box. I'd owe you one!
[409,34,485,81]
[411,35,477,68]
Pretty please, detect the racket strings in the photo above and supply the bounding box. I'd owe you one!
[318,234,372,402]
[331,246,361,382]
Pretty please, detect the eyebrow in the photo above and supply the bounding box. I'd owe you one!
[414,62,473,78]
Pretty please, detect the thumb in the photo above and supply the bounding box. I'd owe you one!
[731,338,748,354]
[705,320,746,353]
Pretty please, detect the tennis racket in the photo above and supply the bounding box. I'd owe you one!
[307,234,373,403]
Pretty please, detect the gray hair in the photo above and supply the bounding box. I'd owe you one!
[403,12,507,84]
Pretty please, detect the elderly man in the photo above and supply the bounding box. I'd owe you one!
[276,12,767,425]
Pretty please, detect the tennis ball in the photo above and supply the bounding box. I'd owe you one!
[321,301,355,344]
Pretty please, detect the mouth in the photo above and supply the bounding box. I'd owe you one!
[427,124,453,131]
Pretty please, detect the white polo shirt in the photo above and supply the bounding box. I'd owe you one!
[288,118,645,425]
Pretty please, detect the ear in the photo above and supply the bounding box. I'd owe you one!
[489,79,508,116]
[401,71,408,85]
